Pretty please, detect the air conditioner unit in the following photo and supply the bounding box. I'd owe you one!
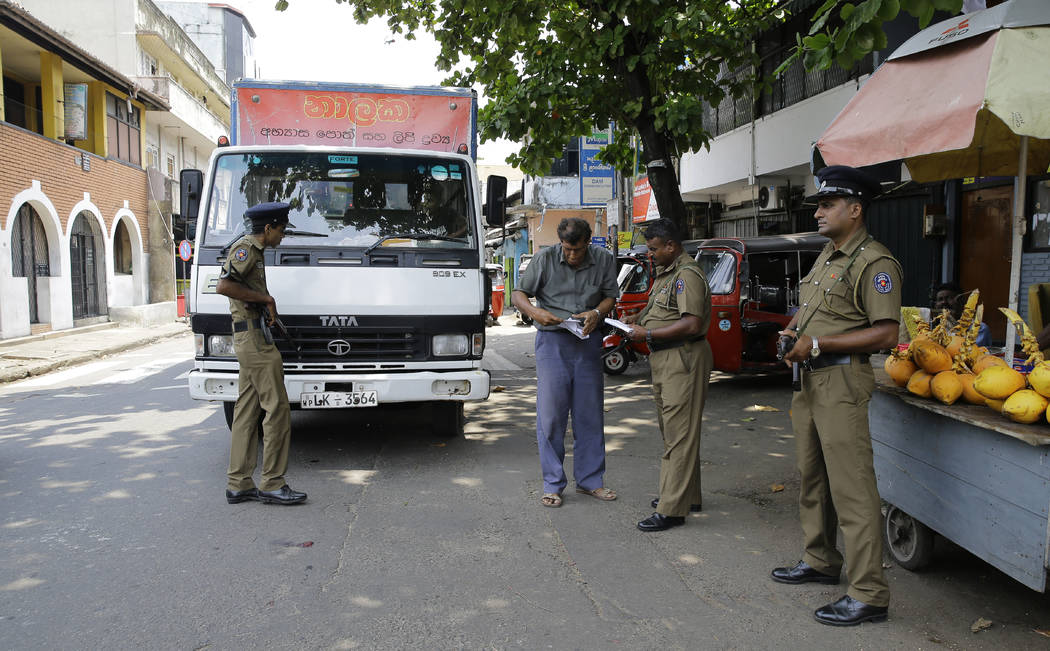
[757,185,787,210]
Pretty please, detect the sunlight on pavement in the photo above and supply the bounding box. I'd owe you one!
[1,577,44,591]
[333,469,378,485]
[451,476,481,487]
[350,595,383,608]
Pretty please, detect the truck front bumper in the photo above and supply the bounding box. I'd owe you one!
[188,369,491,404]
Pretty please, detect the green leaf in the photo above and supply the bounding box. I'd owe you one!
[840,3,855,20]
[812,0,840,21]
[918,3,935,27]
[274,0,288,10]
[808,3,836,35]
[803,34,831,50]
[877,0,900,22]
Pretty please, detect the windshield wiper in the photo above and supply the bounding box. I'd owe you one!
[283,229,327,238]
[364,232,466,255]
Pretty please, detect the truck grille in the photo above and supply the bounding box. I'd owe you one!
[274,326,421,362]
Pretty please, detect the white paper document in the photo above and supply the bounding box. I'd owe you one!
[558,318,588,339]
[603,317,633,334]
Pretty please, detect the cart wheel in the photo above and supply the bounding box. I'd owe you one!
[603,350,629,375]
[883,504,936,570]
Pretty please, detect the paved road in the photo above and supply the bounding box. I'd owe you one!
[1,327,1048,648]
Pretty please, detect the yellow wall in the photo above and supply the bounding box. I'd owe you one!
[39,51,63,140]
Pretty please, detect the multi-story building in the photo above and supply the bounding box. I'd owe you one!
[0,0,169,338]
[2,0,253,340]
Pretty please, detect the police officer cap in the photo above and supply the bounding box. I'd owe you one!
[806,165,882,204]
[244,201,295,229]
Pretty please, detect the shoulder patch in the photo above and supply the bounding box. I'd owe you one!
[873,271,892,294]
[675,278,685,294]
[234,247,249,262]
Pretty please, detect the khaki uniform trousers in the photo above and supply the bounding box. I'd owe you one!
[651,339,713,517]
[790,359,889,607]
[228,327,291,492]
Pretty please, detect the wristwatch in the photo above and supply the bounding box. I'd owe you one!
[810,336,821,358]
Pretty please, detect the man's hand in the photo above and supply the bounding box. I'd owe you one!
[528,307,564,327]
[625,324,647,343]
[621,311,640,325]
[571,310,602,336]
[782,332,812,364]
[264,296,278,327]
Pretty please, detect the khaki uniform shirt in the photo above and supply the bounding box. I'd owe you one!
[796,227,902,338]
[639,253,712,333]
[219,235,268,322]
[518,244,619,331]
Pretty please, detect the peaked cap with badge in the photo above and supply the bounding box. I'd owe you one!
[805,165,882,205]
[245,201,295,230]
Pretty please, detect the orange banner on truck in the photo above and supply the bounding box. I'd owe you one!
[234,86,474,154]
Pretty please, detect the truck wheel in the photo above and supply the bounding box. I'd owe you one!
[603,350,629,375]
[432,402,464,438]
[883,504,936,571]
[223,402,235,430]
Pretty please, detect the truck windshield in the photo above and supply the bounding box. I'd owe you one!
[202,152,475,249]
[697,250,736,295]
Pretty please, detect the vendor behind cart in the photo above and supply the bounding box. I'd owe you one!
[771,165,902,627]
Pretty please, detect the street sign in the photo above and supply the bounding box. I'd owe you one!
[591,236,607,246]
[178,240,193,262]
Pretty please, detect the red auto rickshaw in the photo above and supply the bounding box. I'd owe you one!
[696,233,827,373]
[486,263,506,325]
[601,252,654,374]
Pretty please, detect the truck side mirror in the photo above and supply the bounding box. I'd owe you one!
[485,175,507,227]
[180,169,204,222]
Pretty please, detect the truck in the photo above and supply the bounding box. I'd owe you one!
[179,79,507,436]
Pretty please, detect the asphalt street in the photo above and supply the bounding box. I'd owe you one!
[1,322,1048,649]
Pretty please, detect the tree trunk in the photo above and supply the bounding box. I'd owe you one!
[613,39,688,231]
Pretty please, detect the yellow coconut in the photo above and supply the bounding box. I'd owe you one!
[884,355,918,387]
[1002,390,1050,424]
[930,371,964,405]
[958,373,985,405]
[986,398,1006,413]
[945,335,964,358]
[1027,363,1050,398]
[906,370,933,398]
[972,354,1008,374]
[973,365,1026,400]
[912,340,953,374]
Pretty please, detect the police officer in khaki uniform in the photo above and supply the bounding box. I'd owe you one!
[216,201,306,506]
[624,218,712,532]
[771,166,901,626]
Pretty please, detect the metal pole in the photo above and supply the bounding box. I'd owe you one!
[1005,135,1028,360]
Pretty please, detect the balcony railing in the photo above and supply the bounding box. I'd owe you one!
[134,75,228,140]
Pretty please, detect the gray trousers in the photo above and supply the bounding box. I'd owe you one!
[534,330,606,494]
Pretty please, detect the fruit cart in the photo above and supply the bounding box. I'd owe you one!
[870,360,1050,591]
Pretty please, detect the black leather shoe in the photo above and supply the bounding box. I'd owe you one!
[258,485,307,505]
[651,498,702,513]
[814,595,888,626]
[771,560,840,585]
[637,512,685,532]
[225,488,259,504]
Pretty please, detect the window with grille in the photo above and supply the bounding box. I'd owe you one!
[166,153,176,179]
[106,93,141,165]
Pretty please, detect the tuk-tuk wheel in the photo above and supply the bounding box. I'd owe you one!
[883,504,935,571]
[603,350,630,375]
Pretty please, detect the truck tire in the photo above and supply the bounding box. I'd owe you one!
[432,402,465,438]
[883,504,936,571]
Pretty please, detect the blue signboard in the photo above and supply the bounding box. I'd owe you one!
[580,128,615,206]
[590,236,607,247]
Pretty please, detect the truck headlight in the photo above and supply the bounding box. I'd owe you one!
[208,334,236,357]
[432,334,468,356]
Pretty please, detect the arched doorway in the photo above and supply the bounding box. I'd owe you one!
[10,203,50,324]
[70,211,107,319]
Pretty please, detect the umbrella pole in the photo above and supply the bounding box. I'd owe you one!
[1005,135,1029,360]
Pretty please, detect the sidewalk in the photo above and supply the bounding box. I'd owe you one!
[0,320,191,384]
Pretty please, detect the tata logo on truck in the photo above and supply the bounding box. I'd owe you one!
[320,316,359,327]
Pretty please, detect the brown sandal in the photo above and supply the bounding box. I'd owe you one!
[541,493,563,508]
[576,486,617,501]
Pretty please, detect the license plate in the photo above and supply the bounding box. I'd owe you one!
[300,391,378,409]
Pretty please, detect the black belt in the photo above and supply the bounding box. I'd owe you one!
[803,353,868,371]
[232,319,259,333]
[649,335,705,353]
